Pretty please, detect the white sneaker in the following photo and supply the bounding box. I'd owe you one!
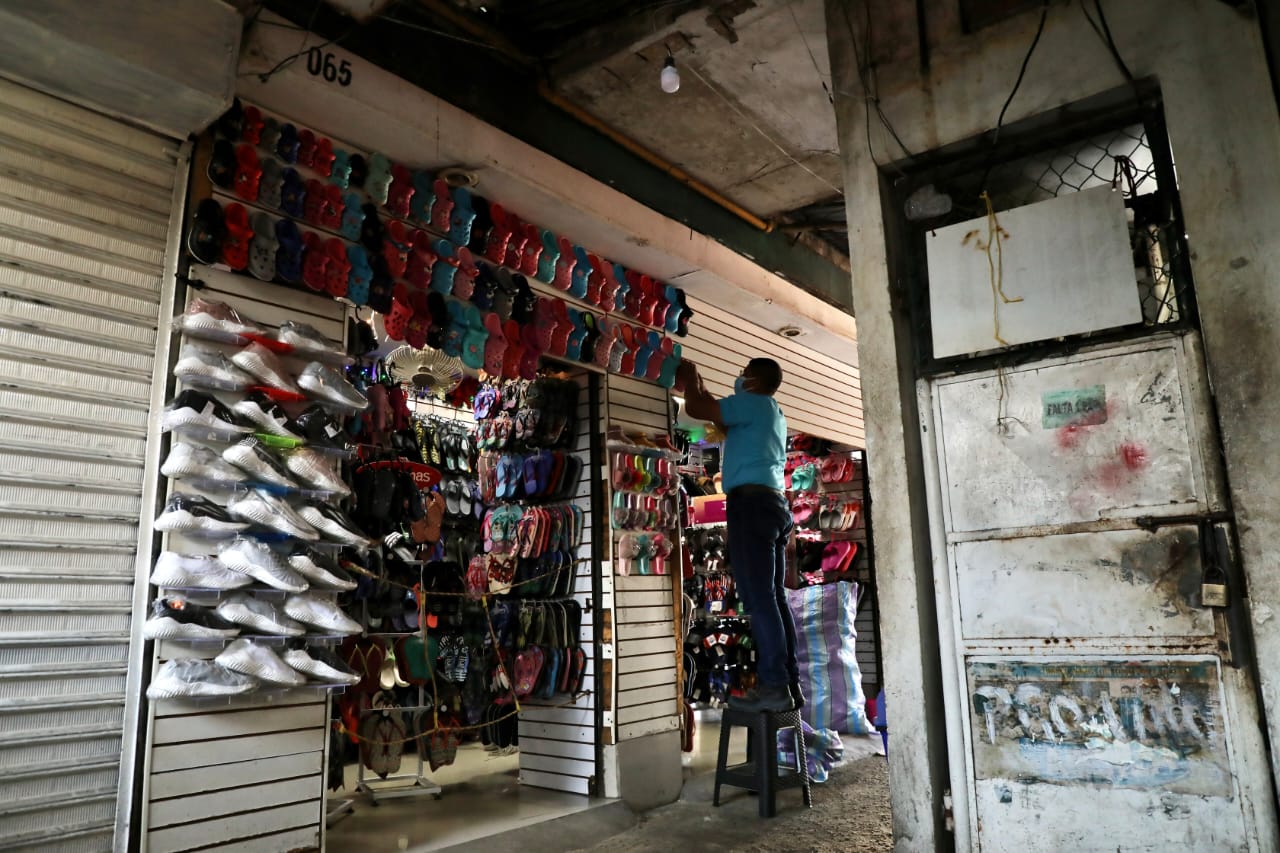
[149,551,252,590]
[147,659,259,699]
[284,448,351,496]
[154,494,250,536]
[297,362,368,411]
[222,437,298,489]
[233,392,304,439]
[174,345,255,391]
[298,503,373,547]
[218,538,309,592]
[283,645,362,685]
[216,593,305,636]
[177,297,266,340]
[227,490,319,541]
[231,342,300,393]
[288,546,358,591]
[216,639,307,686]
[161,443,247,484]
[278,321,346,360]
[283,593,362,635]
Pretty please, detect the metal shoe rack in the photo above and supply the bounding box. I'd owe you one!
[353,559,443,803]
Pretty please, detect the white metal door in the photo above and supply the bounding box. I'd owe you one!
[0,78,182,852]
[923,335,1278,850]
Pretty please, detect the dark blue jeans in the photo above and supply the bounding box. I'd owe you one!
[726,488,797,690]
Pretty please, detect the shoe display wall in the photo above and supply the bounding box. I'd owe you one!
[194,98,691,389]
[148,294,378,703]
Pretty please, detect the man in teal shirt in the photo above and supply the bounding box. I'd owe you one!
[679,357,798,713]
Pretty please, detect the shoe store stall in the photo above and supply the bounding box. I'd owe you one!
[128,13,733,851]
[0,4,239,850]
[671,297,879,781]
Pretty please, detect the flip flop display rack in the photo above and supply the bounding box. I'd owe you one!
[333,377,591,801]
[193,97,693,387]
[785,439,866,587]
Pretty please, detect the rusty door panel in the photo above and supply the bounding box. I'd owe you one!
[954,526,1214,641]
[936,343,1203,533]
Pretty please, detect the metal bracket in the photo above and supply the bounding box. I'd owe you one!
[1134,510,1232,530]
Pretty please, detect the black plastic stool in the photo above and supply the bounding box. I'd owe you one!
[713,705,812,817]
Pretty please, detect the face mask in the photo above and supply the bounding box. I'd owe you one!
[734,376,749,394]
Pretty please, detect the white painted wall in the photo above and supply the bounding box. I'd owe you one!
[826,1,1280,849]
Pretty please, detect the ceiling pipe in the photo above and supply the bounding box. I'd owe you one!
[414,0,776,234]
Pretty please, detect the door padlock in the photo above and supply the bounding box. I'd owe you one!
[1201,565,1229,608]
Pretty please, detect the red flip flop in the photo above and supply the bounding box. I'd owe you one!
[585,253,606,307]
[383,285,413,341]
[430,179,454,232]
[548,298,572,357]
[504,214,528,270]
[383,220,411,278]
[501,319,524,379]
[221,202,253,270]
[485,203,512,265]
[324,237,351,298]
[301,230,329,291]
[233,144,262,202]
[318,183,344,230]
[483,312,506,377]
[520,222,542,276]
[387,165,415,219]
[453,247,478,300]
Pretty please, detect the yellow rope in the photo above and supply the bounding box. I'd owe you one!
[980,191,1022,346]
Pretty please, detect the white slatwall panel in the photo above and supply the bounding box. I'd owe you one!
[0,78,182,853]
[140,269,344,852]
[519,369,598,795]
[605,375,681,743]
[680,295,863,445]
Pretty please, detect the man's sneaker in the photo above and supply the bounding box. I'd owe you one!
[216,638,307,686]
[278,321,345,359]
[160,443,246,484]
[727,684,796,714]
[297,362,368,411]
[223,437,298,489]
[284,448,351,496]
[142,596,241,640]
[298,503,373,547]
[149,551,252,590]
[283,593,362,635]
[227,490,320,541]
[147,659,259,699]
[176,297,265,339]
[231,342,300,393]
[174,345,254,391]
[218,538,309,592]
[233,391,304,439]
[289,545,358,590]
[216,592,305,636]
[283,643,361,685]
[154,494,249,536]
[288,405,348,452]
[160,390,252,437]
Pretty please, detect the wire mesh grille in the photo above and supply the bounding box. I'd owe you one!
[978,123,1187,326]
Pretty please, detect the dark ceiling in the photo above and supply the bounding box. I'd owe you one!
[443,0,699,58]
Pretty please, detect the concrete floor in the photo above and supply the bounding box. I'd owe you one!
[324,712,890,853]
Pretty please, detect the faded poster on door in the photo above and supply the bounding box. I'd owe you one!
[967,658,1230,797]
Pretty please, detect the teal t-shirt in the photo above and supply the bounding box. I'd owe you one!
[719,391,787,491]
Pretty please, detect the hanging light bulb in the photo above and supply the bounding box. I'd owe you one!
[660,55,680,94]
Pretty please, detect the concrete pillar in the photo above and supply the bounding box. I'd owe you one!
[825,1,1280,848]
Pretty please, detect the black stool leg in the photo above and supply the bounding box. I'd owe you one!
[793,712,812,808]
[758,712,777,818]
[713,711,733,807]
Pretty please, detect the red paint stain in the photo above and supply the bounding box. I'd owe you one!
[1056,424,1083,450]
[1121,442,1149,471]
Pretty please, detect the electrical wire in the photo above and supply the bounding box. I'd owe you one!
[976,0,1050,192]
[1080,0,1135,84]
[838,0,912,177]
[786,0,834,106]
[681,61,844,196]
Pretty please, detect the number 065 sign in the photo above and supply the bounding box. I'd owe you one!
[306,47,352,87]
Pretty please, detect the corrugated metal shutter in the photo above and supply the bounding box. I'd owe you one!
[679,295,863,446]
[0,78,181,852]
